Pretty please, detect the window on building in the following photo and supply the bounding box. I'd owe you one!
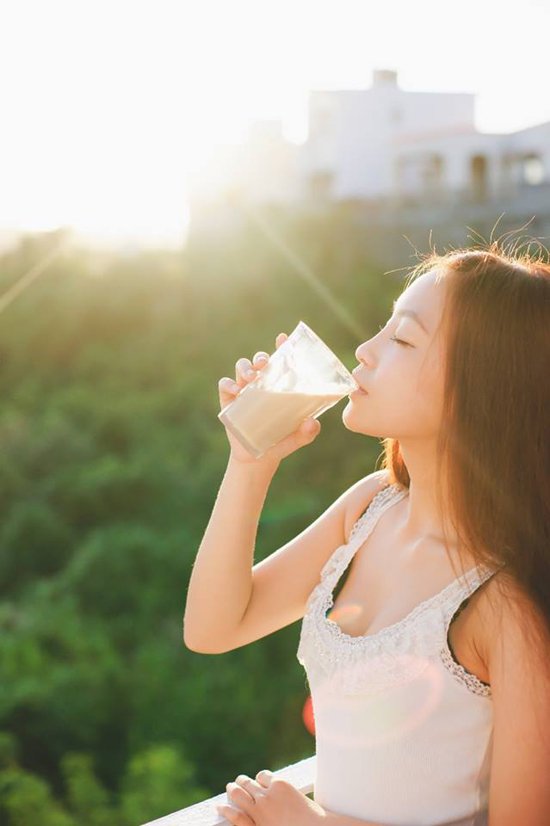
[522,155,545,186]
[424,154,445,192]
[470,155,488,202]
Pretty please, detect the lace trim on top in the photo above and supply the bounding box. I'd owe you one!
[440,645,491,697]
[297,482,499,697]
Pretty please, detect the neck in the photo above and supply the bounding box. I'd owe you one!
[394,438,474,571]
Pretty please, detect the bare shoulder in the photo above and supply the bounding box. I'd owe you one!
[343,468,392,543]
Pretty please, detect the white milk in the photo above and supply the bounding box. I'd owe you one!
[219,384,344,457]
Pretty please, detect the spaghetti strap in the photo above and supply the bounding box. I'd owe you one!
[319,482,407,583]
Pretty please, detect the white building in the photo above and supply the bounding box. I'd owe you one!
[304,69,475,200]
[187,69,550,236]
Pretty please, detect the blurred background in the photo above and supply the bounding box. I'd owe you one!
[1,1,549,823]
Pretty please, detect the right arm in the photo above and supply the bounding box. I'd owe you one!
[183,464,388,654]
[183,455,279,653]
[183,328,388,654]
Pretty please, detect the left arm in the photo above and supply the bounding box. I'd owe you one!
[483,582,550,825]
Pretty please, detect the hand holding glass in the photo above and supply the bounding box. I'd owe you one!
[218,321,358,460]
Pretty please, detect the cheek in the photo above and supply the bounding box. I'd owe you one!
[382,350,426,397]
[415,349,445,414]
[384,347,444,415]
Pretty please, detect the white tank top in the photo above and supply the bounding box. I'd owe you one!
[296,481,502,826]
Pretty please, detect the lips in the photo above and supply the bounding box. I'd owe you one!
[352,370,369,392]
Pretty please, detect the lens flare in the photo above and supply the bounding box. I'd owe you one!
[302,694,315,736]
[312,656,445,750]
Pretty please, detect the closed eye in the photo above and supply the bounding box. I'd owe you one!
[389,335,413,347]
[377,323,413,348]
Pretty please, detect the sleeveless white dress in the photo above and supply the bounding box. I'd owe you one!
[296,481,502,826]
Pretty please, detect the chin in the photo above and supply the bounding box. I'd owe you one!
[341,406,381,438]
[342,401,394,439]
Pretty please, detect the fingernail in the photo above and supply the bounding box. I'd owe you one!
[246,369,255,378]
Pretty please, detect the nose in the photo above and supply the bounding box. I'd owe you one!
[356,319,385,361]
[355,337,375,366]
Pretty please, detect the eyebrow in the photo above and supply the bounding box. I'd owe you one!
[392,299,430,335]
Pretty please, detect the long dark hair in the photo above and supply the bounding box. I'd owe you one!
[379,241,550,683]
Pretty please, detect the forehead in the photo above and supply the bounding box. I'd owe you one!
[397,269,445,324]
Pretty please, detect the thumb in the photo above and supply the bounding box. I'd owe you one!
[278,416,320,456]
[300,416,320,437]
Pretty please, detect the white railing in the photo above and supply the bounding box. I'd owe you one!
[141,754,316,826]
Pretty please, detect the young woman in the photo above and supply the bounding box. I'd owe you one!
[184,243,550,826]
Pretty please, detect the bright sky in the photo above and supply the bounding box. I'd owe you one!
[1,0,549,248]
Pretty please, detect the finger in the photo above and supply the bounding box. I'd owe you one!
[264,416,320,459]
[235,357,256,384]
[218,376,241,398]
[298,416,320,439]
[252,351,269,367]
[235,774,264,796]
[226,781,255,805]
[275,332,287,347]
[287,416,321,449]
[282,419,318,450]
[255,768,273,787]
[215,803,254,825]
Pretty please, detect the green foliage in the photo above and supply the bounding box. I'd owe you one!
[0,766,77,826]
[119,745,209,825]
[0,502,75,591]
[60,753,119,826]
[0,215,402,823]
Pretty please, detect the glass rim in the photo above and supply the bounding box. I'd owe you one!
[291,320,355,381]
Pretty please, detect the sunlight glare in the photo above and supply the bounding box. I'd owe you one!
[2,0,550,245]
